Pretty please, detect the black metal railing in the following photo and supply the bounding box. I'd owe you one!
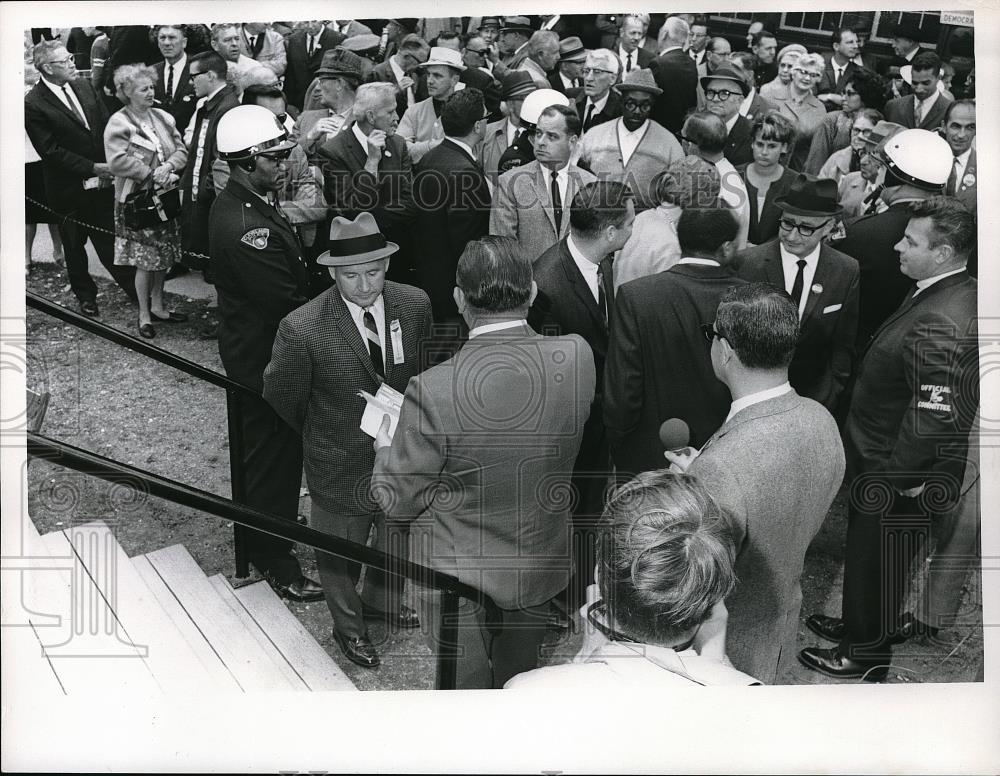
[26,293,500,689]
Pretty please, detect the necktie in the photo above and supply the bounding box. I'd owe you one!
[863,184,883,215]
[61,84,87,127]
[249,35,256,50]
[550,170,562,233]
[626,52,633,72]
[584,102,594,130]
[915,99,924,125]
[597,256,614,325]
[363,309,385,379]
[790,259,807,311]
[947,157,960,196]
[834,65,842,87]
[307,34,315,57]
[166,63,174,100]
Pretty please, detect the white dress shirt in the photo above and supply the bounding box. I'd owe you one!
[306,26,326,56]
[677,257,720,267]
[616,118,649,166]
[618,45,637,72]
[352,122,373,155]
[341,293,386,370]
[505,119,520,146]
[469,319,526,339]
[41,76,89,129]
[547,163,571,220]
[914,90,940,124]
[566,233,601,304]
[952,147,972,186]
[163,52,187,99]
[584,92,611,121]
[725,382,792,424]
[831,59,847,87]
[779,243,821,319]
[913,267,966,296]
[559,71,577,91]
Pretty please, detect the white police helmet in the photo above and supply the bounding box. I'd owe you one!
[519,88,571,130]
[216,105,297,164]
[878,128,952,190]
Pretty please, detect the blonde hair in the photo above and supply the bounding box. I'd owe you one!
[114,64,158,103]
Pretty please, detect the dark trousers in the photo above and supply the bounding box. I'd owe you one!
[181,189,215,271]
[420,590,552,689]
[309,500,405,640]
[239,393,305,585]
[58,190,137,304]
[840,485,933,662]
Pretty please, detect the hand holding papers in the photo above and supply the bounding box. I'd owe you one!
[359,384,404,445]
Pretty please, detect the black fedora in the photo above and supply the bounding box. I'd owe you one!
[773,174,843,217]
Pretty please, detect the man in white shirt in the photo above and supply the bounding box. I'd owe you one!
[687,17,710,72]
[153,25,197,133]
[238,23,287,77]
[943,99,976,218]
[551,37,587,96]
[211,23,258,84]
[817,28,860,110]
[616,14,652,73]
[576,49,622,133]
[297,49,363,162]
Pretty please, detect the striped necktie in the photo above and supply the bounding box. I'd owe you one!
[363,308,385,379]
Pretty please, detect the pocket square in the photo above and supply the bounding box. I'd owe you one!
[822,304,842,314]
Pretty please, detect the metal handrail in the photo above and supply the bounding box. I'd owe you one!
[28,431,498,689]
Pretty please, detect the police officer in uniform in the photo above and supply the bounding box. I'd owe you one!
[210,105,322,602]
[833,129,953,346]
[496,88,570,173]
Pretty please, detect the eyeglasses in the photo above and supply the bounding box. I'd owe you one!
[582,67,615,76]
[466,48,489,56]
[188,70,208,81]
[705,88,739,101]
[778,218,831,236]
[258,149,293,162]
[792,68,821,79]
[700,322,725,343]
[850,125,868,135]
[46,56,74,67]
[623,99,653,112]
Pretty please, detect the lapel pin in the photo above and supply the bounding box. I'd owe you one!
[811,283,824,295]
[962,172,975,188]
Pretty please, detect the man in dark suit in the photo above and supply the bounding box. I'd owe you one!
[750,29,779,89]
[701,64,753,166]
[649,16,698,136]
[615,15,654,74]
[882,51,952,130]
[412,88,492,325]
[549,36,586,98]
[577,49,623,133]
[24,40,137,316]
[179,51,239,271]
[209,106,321,604]
[265,212,433,669]
[606,206,745,475]
[800,198,978,680]
[284,20,346,110]
[372,236,596,689]
[528,181,636,611]
[317,82,416,284]
[834,128,952,345]
[668,283,845,684]
[367,33,429,119]
[152,25,197,134]
[943,100,977,219]
[816,28,861,112]
[736,175,860,411]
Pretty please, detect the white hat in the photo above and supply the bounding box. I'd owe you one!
[519,88,570,128]
[879,128,952,189]
[418,46,466,72]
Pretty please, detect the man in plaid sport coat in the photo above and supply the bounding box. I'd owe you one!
[263,213,433,669]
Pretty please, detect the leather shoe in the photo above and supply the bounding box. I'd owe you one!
[80,300,99,317]
[806,613,846,642]
[334,631,380,668]
[150,310,189,323]
[798,646,889,682]
[138,321,156,339]
[270,575,323,603]
[362,603,420,629]
[889,611,939,645]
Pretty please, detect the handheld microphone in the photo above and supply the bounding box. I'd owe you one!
[659,418,691,453]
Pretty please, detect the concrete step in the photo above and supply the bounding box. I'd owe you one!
[141,544,299,691]
[228,578,357,692]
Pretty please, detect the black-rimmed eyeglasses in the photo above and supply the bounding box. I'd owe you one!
[778,218,831,236]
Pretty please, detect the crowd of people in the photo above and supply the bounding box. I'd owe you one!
[24,15,980,688]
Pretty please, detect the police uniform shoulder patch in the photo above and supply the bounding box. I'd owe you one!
[241,228,270,250]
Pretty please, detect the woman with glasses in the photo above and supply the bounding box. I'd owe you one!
[818,108,883,183]
[760,44,806,101]
[737,111,798,246]
[804,68,886,175]
[104,64,188,338]
[770,53,827,172]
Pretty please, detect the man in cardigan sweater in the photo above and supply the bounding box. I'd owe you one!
[576,68,683,212]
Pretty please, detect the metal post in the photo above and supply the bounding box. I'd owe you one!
[435,590,460,690]
[226,389,249,578]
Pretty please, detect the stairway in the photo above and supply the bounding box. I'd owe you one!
[11,519,356,694]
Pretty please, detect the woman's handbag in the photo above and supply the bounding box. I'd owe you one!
[122,184,182,230]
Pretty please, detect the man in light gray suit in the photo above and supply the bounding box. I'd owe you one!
[667,283,845,683]
[490,104,596,262]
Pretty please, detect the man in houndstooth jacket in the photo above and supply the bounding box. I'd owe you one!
[263,212,433,669]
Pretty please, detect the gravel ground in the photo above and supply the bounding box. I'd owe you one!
[24,264,984,688]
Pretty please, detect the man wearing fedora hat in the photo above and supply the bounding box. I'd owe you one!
[701,63,754,166]
[398,45,466,163]
[549,36,587,98]
[297,48,364,161]
[482,71,535,179]
[735,174,860,411]
[495,16,533,76]
[263,211,433,669]
[576,68,683,212]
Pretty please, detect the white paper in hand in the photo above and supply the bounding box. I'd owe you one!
[358,384,404,440]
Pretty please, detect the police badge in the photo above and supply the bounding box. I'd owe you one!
[241,228,270,250]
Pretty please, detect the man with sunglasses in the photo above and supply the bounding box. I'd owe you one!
[666,283,845,683]
[369,34,429,119]
[735,174,860,411]
[576,69,682,212]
